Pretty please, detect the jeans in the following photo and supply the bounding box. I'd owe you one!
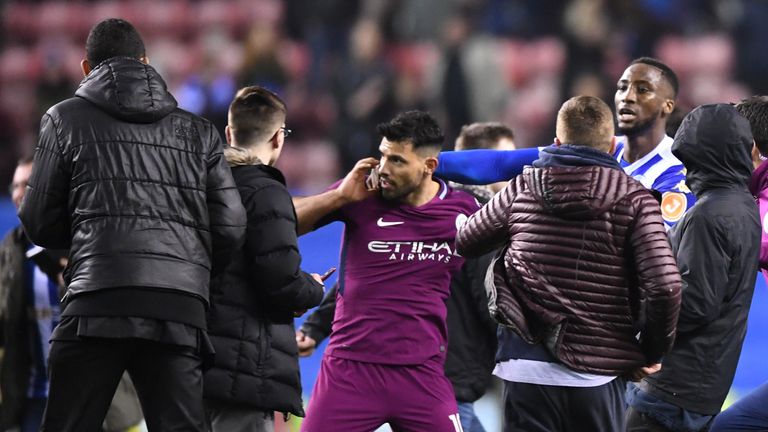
[710,382,768,431]
[625,383,714,432]
[458,401,486,432]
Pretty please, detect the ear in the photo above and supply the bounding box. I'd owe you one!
[140,55,149,65]
[554,137,562,146]
[424,156,438,175]
[225,125,233,146]
[662,99,675,116]
[80,59,91,77]
[608,136,616,154]
[752,141,764,169]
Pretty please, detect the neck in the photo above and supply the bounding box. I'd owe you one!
[242,143,273,166]
[623,124,666,163]
[401,178,441,207]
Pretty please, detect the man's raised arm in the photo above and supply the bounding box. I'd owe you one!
[435,147,542,184]
[294,157,379,235]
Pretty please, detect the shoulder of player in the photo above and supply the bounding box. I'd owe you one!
[444,186,483,210]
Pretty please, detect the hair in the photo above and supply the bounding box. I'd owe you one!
[629,57,679,98]
[735,95,768,155]
[376,110,444,152]
[556,95,615,152]
[86,18,146,67]
[455,122,515,151]
[228,86,287,147]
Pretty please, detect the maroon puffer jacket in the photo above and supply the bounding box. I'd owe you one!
[457,165,681,375]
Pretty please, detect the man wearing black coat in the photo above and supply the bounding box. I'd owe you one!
[203,86,325,432]
[626,104,761,431]
[18,19,246,431]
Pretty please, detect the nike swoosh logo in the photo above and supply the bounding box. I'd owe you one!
[377,218,404,227]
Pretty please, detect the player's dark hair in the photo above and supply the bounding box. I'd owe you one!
[735,95,768,155]
[456,122,514,151]
[377,111,444,150]
[86,18,146,67]
[629,57,679,98]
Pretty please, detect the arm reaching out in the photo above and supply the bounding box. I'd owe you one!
[294,157,379,235]
[435,147,542,185]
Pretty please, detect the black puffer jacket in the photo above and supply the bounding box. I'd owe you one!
[642,104,761,415]
[18,57,246,304]
[204,162,324,416]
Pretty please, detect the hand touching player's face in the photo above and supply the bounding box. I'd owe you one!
[615,63,674,137]
[377,138,432,202]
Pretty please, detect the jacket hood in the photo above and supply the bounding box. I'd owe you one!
[75,57,177,123]
[523,157,628,220]
[672,103,754,196]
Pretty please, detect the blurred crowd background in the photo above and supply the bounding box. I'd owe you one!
[1,0,767,195]
[3,2,768,430]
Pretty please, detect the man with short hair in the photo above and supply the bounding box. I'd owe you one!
[435,57,695,230]
[297,121,515,432]
[0,156,63,432]
[18,18,246,431]
[203,86,325,431]
[295,111,480,432]
[456,96,682,432]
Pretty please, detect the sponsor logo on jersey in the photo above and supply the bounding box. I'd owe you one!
[367,240,458,263]
[661,192,687,222]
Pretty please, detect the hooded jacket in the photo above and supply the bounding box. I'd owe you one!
[641,103,761,415]
[456,144,682,375]
[18,57,246,305]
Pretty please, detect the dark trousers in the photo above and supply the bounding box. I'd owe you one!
[41,337,206,432]
[502,378,627,432]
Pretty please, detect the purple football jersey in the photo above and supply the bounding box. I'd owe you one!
[321,179,480,365]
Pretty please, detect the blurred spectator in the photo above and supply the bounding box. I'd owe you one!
[332,18,396,171]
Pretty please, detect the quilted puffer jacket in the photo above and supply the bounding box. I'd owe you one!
[18,57,246,304]
[457,145,681,375]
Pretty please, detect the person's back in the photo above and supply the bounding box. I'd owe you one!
[457,96,681,432]
[203,86,324,430]
[709,96,768,432]
[17,18,246,432]
[628,104,761,432]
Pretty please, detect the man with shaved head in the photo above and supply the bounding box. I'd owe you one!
[457,96,681,432]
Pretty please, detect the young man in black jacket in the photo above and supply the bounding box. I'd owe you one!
[203,86,325,431]
[626,104,761,432]
[18,19,246,432]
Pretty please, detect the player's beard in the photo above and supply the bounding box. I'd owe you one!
[379,178,419,202]
[617,109,661,137]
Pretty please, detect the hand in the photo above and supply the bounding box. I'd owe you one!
[296,331,318,357]
[628,363,662,382]
[310,273,325,285]
[337,157,379,203]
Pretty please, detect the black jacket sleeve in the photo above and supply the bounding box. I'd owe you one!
[242,180,324,311]
[301,283,337,343]
[18,113,72,248]
[673,213,730,334]
[205,128,246,275]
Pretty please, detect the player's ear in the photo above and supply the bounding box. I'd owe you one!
[424,156,438,176]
